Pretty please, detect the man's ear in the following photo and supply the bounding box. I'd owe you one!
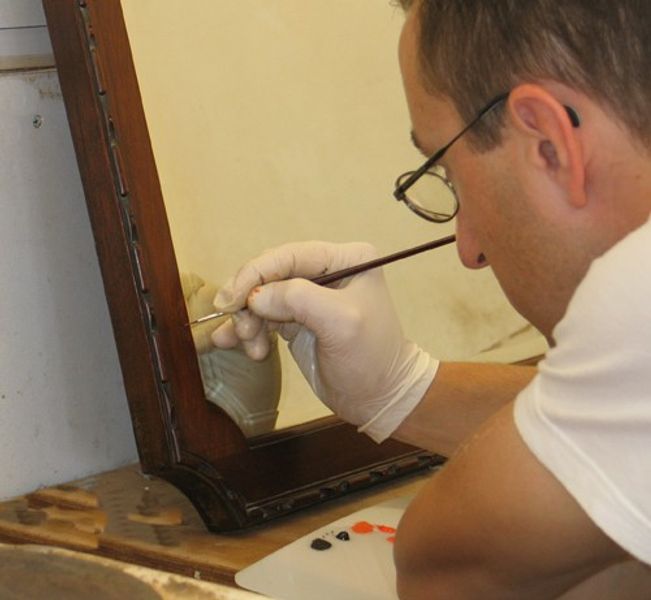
[507,84,586,208]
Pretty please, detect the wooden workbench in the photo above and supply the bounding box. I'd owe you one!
[0,463,431,588]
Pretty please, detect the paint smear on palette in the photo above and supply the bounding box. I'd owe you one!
[351,521,374,534]
[236,496,413,599]
[377,525,397,534]
[352,521,396,540]
[310,521,398,552]
[310,538,332,551]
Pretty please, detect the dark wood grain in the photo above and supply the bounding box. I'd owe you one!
[42,0,437,531]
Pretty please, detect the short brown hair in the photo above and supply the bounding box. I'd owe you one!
[398,0,651,150]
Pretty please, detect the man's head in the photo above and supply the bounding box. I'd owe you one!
[398,0,651,152]
[397,0,651,338]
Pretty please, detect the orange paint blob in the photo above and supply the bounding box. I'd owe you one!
[386,536,396,544]
[351,521,374,534]
[377,525,396,534]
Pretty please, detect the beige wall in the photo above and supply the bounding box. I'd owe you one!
[122,1,542,428]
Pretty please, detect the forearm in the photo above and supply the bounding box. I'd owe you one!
[210,240,538,450]
[392,361,536,455]
[394,404,627,600]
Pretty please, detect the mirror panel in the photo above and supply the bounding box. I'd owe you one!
[120,0,539,437]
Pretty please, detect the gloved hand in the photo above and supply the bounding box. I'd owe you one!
[211,241,439,443]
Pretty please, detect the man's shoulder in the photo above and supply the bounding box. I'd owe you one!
[555,215,651,338]
[586,216,651,284]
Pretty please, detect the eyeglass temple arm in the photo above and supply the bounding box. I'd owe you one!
[394,93,579,200]
[394,93,509,199]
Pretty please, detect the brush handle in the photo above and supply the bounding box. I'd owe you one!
[189,234,456,326]
[310,234,456,286]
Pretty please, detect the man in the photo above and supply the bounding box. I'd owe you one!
[212,0,651,597]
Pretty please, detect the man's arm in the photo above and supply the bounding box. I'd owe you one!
[394,402,629,599]
[209,241,636,596]
[393,361,536,455]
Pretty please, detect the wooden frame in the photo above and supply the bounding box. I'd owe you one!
[42,0,442,531]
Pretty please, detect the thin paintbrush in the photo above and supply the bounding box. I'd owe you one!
[188,233,456,326]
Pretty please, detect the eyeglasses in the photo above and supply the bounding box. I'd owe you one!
[393,92,580,223]
[393,92,508,223]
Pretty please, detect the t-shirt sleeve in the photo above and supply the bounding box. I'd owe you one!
[514,220,651,564]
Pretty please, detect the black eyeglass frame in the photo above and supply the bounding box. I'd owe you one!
[393,92,580,223]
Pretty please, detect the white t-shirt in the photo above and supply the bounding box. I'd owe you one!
[514,216,651,564]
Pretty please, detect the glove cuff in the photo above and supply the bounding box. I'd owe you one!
[357,351,439,443]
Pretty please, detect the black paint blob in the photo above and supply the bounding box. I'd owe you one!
[335,531,350,541]
[310,538,332,551]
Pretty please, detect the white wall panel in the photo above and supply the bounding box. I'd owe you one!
[0,0,53,71]
[0,67,137,498]
[0,0,45,28]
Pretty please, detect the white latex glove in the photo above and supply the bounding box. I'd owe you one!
[211,241,439,443]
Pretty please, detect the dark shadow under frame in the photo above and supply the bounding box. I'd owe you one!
[42,0,443,531]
